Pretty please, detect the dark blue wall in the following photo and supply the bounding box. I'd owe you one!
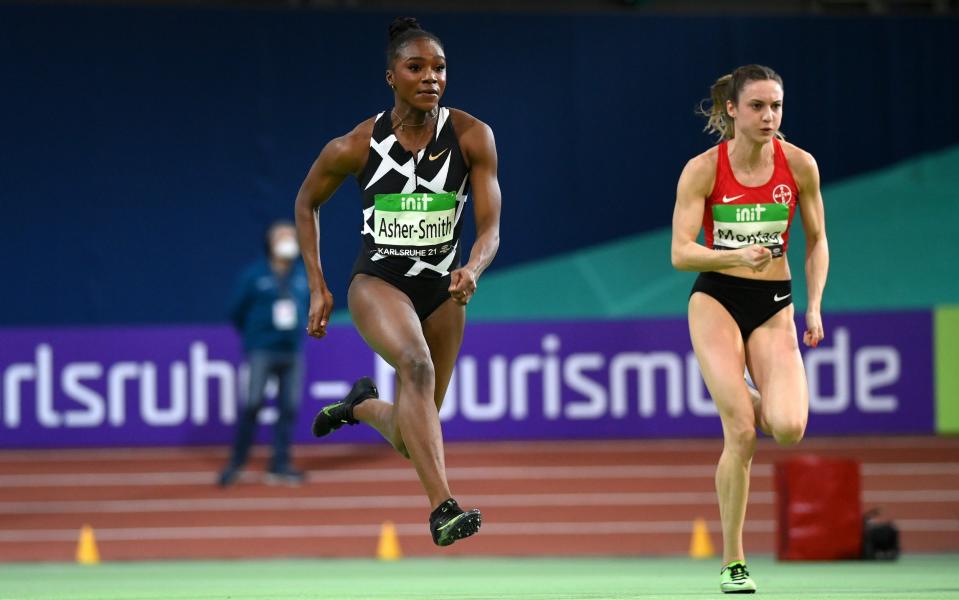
[2,5,957,324]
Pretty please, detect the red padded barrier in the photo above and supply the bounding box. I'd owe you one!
[775,455,862,560]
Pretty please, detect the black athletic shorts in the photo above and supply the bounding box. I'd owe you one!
[351,253,452,322]
[690,271,792,340]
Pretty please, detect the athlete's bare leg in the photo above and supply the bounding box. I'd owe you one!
[745,305,808,446]
[421,297,466,411]
[347,274,461,509]
[689,292,756,565]
[352,378,409,457]
[745,381,770,435]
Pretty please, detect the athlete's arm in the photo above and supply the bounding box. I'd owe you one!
[793,149,829,347]
[293,122,371,338]
[670,152,771,272]
[450,112,501,305]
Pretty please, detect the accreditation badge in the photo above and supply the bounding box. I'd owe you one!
[272,299,297,330]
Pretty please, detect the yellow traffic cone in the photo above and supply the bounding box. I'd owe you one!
[689,518,715,559]
[376,521,402,561]
[76,524,100,565]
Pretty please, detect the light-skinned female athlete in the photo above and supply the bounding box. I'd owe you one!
[671,64,829,593]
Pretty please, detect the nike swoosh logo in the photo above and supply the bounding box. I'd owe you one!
[436,513,466,531]
[428,148,449,161]
[722,194,745,203]
[774,293,791,302]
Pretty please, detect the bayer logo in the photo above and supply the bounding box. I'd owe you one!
[772,184,793,205]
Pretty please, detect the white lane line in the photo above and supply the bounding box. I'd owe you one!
[893,519,959,531]
[2,518,956,543]
[1,436,956,463]
[0,446,367,462]
[862,464,959,476]
[0,521,739,542]
[2,463,959,487]
[0,472,260,487]
[863,490,959,502]
[0,466,703,487]
[1,489,956,515]
[447,437,959,453]
[0,492,727,514]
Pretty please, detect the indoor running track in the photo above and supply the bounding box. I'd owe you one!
[1,436,957,561]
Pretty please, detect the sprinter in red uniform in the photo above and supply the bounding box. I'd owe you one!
[671,65,829,593]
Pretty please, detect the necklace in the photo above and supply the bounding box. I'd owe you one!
[391,108,436,131]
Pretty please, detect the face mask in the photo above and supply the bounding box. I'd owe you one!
[273,238,299,260]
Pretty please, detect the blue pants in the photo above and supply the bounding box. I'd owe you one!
[226,350,304,472]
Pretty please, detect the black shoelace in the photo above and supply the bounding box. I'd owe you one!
[727,564,750,581]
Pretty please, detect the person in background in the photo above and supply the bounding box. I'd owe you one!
[218,221,311,487]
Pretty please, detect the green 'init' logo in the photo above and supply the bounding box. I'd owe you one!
[375,193,456,212]
[713,203,788,223]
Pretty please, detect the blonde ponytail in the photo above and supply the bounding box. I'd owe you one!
[699,73,735,140]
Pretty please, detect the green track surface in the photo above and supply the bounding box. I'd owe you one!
[1,555,957,599]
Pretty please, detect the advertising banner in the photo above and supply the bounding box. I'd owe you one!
[0,311,933,448]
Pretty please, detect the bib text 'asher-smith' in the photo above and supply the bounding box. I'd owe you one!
[373,193,456,258]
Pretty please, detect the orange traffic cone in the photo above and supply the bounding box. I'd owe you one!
[376,521,402,561]
[689,518,715,559]
[76,524,100,565]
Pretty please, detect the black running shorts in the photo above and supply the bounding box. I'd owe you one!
[690,271,792,340]
[351,253,452,322]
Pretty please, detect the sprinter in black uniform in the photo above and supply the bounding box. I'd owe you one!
[293,17,501,547]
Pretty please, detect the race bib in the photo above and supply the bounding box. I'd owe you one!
[712,203,788,257]
[373,193,456,249]
[272,299,297,330]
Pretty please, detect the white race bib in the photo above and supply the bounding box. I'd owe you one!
[373,192,456,248]
[712,202,789,257]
